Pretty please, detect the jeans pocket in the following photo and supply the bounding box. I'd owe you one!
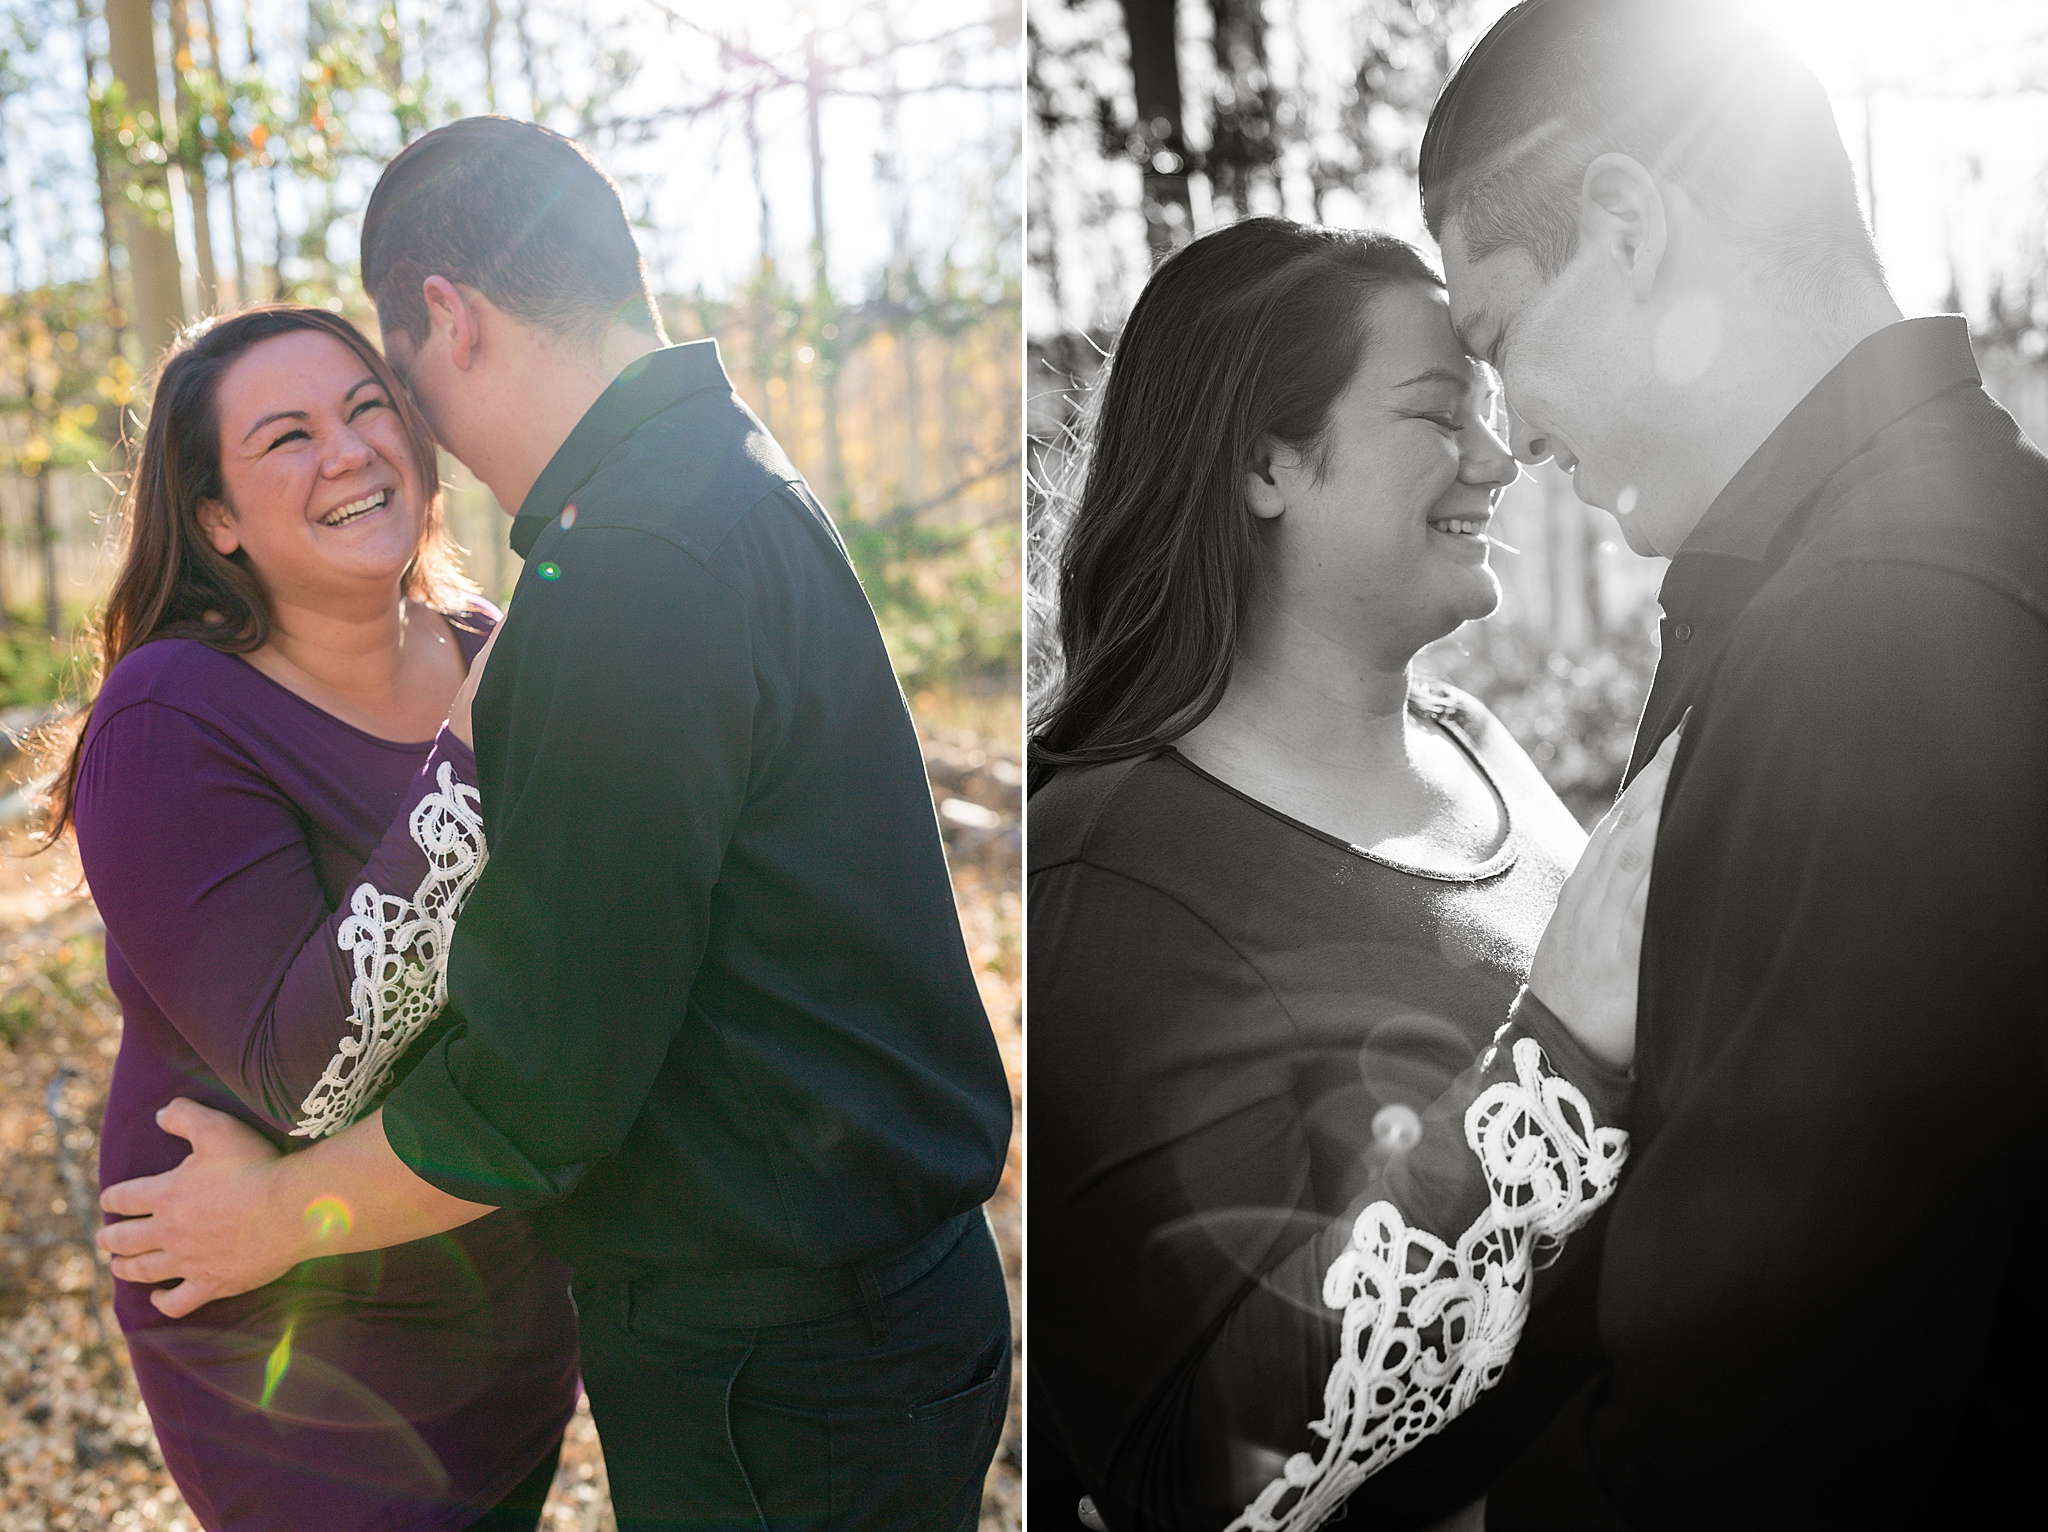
[908,1329,1011,1423]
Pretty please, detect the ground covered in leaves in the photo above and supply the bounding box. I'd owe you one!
[0,714,1022,1532]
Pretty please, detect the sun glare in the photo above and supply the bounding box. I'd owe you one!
[1753,0,2033,91]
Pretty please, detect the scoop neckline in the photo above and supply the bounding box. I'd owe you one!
[224,607,482,752]
[1164,704,1518,883]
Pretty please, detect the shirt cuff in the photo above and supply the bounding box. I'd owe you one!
[430,724,477,778]
[382,1033,590,1211]
[1500,987,1635,1127]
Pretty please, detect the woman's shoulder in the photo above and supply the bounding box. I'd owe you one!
[1414,676,1589,856]
[1413,676,1534,774]
[1410,675,1498,736]
[95,636,249,720]
[433,597,502,661]
[1028,750,1207,874]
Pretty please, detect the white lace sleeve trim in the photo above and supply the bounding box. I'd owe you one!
[1225,1036,1629,1532]
[290,760,488,1138]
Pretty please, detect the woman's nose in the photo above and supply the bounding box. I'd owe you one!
[323,428,377,475]
[1459,419,1522,492]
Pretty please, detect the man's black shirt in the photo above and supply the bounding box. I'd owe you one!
[383,341,1011,1280]
[1492,317,2048,1528]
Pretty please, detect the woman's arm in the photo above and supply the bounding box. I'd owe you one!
[1209,729,1677,1532]
[1058,731,1674,1532]
[75,697,488,1140]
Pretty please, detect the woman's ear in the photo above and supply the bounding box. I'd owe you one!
[196,498,240,557]
[1244,438,1290,520]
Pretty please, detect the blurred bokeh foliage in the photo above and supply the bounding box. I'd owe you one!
[0,0,1022,710]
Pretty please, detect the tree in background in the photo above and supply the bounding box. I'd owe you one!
[1026,0,1652,818]
[0,0,1022,704]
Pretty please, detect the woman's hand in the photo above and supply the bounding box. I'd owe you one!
[1527,722,1684,1072]
[447,621,504,750]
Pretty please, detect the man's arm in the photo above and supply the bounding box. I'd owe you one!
[98,1103,496,1318]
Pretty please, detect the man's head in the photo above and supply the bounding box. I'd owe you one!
[1419,0,1894,554]
[361,117,666,484]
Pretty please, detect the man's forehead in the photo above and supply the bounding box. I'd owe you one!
[1438,225,1530,353]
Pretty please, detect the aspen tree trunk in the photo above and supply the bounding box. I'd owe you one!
[244,6,284,299]
[74,0,132,421]
[34,471,60,639]
[380,0,411,143]
[169,0,219,311]
[876,27,922,501]
[1116,0,1194,258]
[743,85,776,431]
[200,0,246,304]
[105,0,187,356]
[482,0,501,112]
[516,0,542,118]
[803,28,844,504]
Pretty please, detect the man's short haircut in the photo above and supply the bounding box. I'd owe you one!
[1419,0,1883,303]
[361,116,660,349]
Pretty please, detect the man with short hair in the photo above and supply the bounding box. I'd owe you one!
[1418,2,2047,1525]
[100,117,1013,1532]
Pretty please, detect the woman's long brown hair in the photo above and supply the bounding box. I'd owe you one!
[1028,219,1444,792]
[42,304,478,841]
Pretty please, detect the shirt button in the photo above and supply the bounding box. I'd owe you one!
[1672,621,1695,642]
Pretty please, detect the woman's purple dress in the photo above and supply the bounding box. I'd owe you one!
[74,614,579,1532]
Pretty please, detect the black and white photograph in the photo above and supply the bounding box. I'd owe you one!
[1027,1,2048,1529]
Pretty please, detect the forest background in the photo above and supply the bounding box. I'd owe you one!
[0,2,1023,1530]
[1029,0,2048,823]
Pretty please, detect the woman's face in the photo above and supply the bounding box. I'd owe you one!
[200,329,427,606]
[1254,281,1518,666]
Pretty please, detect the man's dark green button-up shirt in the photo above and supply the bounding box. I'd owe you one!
[383,341,1011,1280]
[1494,316,2048,1526]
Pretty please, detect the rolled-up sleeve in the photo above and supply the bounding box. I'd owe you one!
[382,525,756,1207]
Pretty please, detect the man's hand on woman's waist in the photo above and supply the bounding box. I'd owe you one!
[97,1100,498,1318]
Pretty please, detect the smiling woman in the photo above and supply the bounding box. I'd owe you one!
[1026,216,1666,1532]
[43,305,580,1532]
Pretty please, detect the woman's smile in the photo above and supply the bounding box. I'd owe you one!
[318,487,393,528]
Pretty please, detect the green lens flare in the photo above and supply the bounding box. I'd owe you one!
[260,1318,297,1410]
[303,1195,353,1241]
[538,562,562,581]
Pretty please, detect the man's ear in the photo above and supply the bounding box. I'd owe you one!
[1580,153,1668,300]
[421,276,480,371]
[196,497,238,557]
[1244,437,1293,520]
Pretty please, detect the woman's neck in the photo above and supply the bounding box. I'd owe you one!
[260,589,419,702]
[1170,600,1507,870]
[1178,595,1416,778]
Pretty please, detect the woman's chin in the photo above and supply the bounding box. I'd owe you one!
[1405,575,1502,658]
[1441,568,1503,629]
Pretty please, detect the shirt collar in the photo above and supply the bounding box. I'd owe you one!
[510,339,733,558]
[1676,315,1981,564]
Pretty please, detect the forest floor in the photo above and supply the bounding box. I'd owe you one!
[0,690,1023,1532]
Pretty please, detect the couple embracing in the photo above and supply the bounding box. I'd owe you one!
[77,118,1012,1531]
[1031,3,2046,1530]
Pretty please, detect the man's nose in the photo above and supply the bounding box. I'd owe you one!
[1507,404,1553,466]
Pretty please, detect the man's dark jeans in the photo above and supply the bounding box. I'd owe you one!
[573,1215,1011,1531]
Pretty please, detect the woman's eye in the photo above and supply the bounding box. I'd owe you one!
[1420,412,1461,433]
[266,428,310,451]
[350,397,388,419]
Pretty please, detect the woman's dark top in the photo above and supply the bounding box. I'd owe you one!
[1028,685,1632,1532]
[75,616,578,1532]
